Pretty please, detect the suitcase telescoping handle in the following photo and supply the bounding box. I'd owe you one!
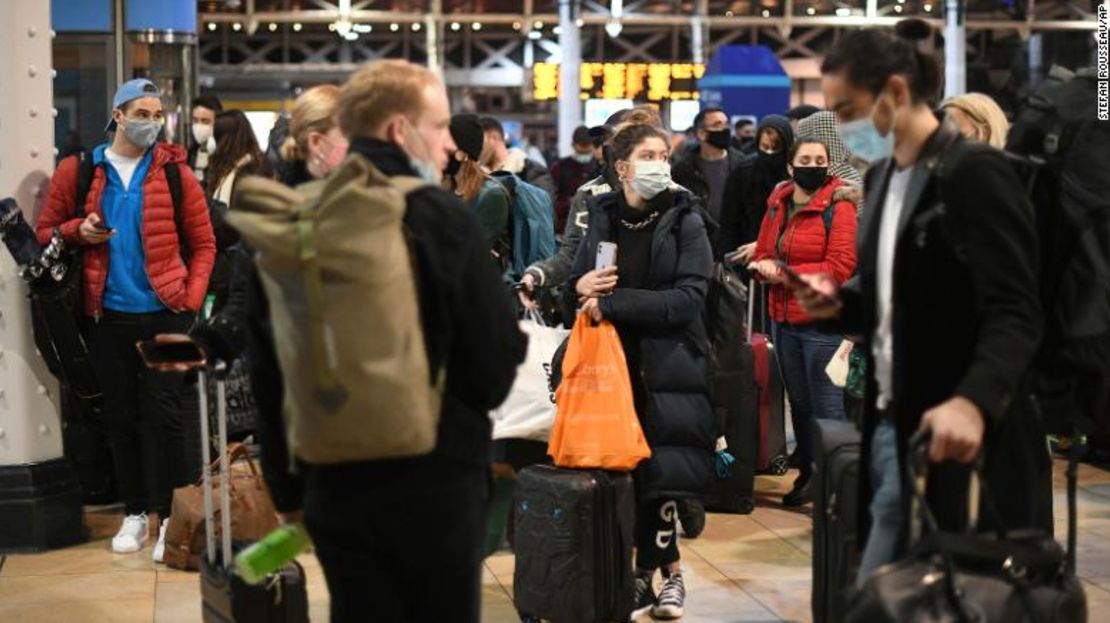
[199,360,232,567]
[747,276,757,342]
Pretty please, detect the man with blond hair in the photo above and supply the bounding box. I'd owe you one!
[247,60,526,622]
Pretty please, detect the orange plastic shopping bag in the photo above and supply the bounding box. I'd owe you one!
[547,314,651,471]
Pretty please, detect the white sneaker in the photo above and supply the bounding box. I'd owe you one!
[111,513,149,554]
[152,518,169,563]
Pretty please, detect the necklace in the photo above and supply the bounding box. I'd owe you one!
[620,210,660,230]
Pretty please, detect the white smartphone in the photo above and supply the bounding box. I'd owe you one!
[595,241,618,270]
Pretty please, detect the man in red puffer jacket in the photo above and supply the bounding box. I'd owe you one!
[749,138,858,506]
[37,79,215,561]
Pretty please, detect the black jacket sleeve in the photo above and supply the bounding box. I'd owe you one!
[446,210,528,411]
[598,211,713,331]
[947,150,1043,423]
[716,164,751,259]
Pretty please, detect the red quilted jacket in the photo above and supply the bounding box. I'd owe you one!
[753,176,859,325]
[36,143,216,318]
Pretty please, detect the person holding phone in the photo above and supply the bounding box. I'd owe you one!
[566,120,713,620]
[747,138,859,507]
[36,78,216,561]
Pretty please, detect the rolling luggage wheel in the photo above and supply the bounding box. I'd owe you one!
[769,455,789,476]
[737,497,755,515]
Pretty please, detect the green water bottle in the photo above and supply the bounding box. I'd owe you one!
[234,523,311,585]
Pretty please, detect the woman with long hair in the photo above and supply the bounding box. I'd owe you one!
[448,114,512,263]
[205,109,272,203]
[747,138,859,507]
[280,84,348,186]
[567,121,714,620]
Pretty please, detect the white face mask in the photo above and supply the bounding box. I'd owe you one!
[573,152,594,165]
[629,160,671,200]
[192,122,213,147]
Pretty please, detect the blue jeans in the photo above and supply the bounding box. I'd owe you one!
[857,419,904,584]
[770,322,846,478]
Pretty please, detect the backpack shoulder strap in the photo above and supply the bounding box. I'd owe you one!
[74,152,96,218]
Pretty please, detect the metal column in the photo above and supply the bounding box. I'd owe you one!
[114,0,125,88]
[692,0,708,64]
[426,0,443,76]
[944,0,967,97]
[557,0,582,158]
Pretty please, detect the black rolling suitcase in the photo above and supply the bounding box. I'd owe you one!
[705,343,758,515]
[812,418,862,623]
[196,362,309,623]
[512,465,635,623]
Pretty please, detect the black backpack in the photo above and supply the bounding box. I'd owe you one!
[1005,66,1110,433]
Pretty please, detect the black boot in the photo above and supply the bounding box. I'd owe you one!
[782,472,813,507]
[677,499,706,538]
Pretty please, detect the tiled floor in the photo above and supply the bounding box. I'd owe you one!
[3,459,1110,622]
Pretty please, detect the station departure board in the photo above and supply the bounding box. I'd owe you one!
[532,62,706,102]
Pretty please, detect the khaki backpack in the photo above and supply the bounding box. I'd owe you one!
[228,155,442,464]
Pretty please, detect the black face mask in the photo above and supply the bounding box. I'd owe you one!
[758,148,788,172]
[444,154,462,178]
[705,129,732,150]
[792,166,829,193]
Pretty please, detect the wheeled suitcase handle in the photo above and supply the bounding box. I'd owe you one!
[199,360,232,567]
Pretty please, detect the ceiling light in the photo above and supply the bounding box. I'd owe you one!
[924,3,933,10]
[725,10,734,17]
[292,22,302,32]
[328,23,336,31]
[472,22,482,31]
[232,22,242,31]
[412,22,422,31]
[450,22,461,31]
[268,22,278,31]
[344,31,358,41]
[390,23,399,32]
[762,9,771,17]
[527,30,542,40]
[353,24,372,33]
[513,21,522,30]
[835,7,851,16]
[605,19,622,38]
[207,23,217,31]
[576,18,585,27]
[894,4,903,11]
[534,21,544,29]
[806,7,816,14]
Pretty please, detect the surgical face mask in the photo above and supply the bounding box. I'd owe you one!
[705,128,732,150]
[192,123,213,146]
[313,136,348,177]
[122,117,161,149]
[792,166,829,193]
[629,160,671,200]
[404,120,442,184]
[573,152,594,165]
[838,95,895,164]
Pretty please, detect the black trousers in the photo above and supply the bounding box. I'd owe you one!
[635,498,681,572]
[86,309,192,517]
[304,456,490,623]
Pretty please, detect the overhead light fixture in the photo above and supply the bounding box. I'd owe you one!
[344,31,358,41]
[293,22,303,31]
[390,23,399,32]
[923,3,933,10]
[450,22,461,31]
[553,26,562,35]
[527,30,542,40]
[232,22,242,31]
[268,22,278,31]
[762,9,771,17]
[534,21,544,29]
[835,7,851,16]
[513,21,522,30]
[207,22,217,31]
[605,19,622,38]
[806,7,816,15]
[472,22,482,31]
[611,0,624,19]
[353,24,372,33]
[894,4,903,11]
[725,10,734,17]
[576,18,585,27]
[412,22,422,31]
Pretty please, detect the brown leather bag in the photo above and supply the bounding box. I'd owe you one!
[163,443,280,571]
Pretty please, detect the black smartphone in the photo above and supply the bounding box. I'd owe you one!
[136,339,207,369]
[775,261,837,305]
[94,222,114,233]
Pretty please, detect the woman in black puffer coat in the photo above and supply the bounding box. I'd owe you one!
[565,121,714,621]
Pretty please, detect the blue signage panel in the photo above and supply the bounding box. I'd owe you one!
[698,46,792,121]
[126,0,197,34]
[52,0,112,33]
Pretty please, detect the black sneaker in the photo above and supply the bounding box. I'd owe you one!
[782,473,813,507]
[652,572,686,620]
[632,572,656,618]
[678,499,706,539]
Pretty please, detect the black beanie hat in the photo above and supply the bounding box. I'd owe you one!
[449,113,485,161]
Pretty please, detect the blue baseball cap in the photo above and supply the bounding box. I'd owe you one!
[105,78,162,131]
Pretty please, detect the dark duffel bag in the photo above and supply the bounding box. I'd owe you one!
[848,431,1087,623]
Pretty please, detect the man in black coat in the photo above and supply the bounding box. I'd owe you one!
[808,36,1049,583]
[197,61,526,623]
[671,107,746,223]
